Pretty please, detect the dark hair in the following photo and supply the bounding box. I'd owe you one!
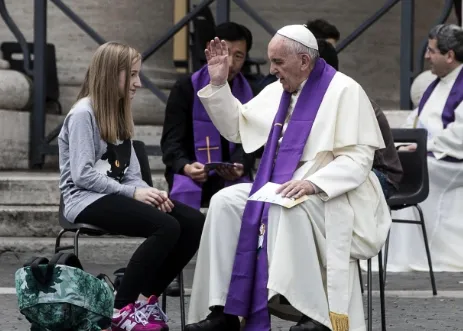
[306,19,340,41]
[215,22,253,52]
[317,39,339,70]
[428,24,463,62]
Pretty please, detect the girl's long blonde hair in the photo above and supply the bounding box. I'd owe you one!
[77,41,141,143]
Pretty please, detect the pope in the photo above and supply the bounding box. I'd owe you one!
[185,24,392,331]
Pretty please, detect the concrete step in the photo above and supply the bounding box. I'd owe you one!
[0,204,207,238]
[133,125,164,171]
[0,205,59,237]
[383,110,409,128]
[0,110,64,170]
[0,171,168,206]
[0,108,165,170]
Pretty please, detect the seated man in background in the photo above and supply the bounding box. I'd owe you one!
[306,18,340,47]
[160,22,257,295]
[388,24,463,272]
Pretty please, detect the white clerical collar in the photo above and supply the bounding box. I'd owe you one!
[292,79,308,96]
[441,63,463,84]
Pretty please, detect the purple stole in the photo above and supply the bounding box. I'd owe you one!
[169,66,254,209]
[417,68,463,162]
[224,59,336,330]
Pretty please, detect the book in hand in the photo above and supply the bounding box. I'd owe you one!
[247,182,309,208]
[204,162,235,171]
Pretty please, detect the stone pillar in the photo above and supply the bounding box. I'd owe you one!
[0,69,31,109]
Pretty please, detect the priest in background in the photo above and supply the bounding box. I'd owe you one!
[185,25,391,331]
[160,21,256,296]
[306,19,340,47]
[387,24,463,272]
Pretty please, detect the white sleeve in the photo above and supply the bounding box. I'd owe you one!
[428,102,463,158]
[306,145,375,200]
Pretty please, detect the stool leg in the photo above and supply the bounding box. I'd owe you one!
[367,259,373,331]
[162,291,167,313]
[179,272,186,330]
[383,229,390,284]
[55,229,66,253]
[358,260,364,295]
[415,204,437,295]
[378,251,386,331]
[74,229,81,258]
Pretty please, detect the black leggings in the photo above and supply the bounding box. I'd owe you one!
[75,194,205,309]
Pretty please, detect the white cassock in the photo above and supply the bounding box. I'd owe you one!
[188,72,391,331]
[387,64,463,272]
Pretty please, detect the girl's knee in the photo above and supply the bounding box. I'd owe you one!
[163,217,182,241]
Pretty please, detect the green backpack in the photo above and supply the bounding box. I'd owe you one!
[15,252,114,331]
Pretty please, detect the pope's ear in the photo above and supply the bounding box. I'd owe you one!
[301,53,311,70]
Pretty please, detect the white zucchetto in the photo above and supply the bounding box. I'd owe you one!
[276,24,319,50]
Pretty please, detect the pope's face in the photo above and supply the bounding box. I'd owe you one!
[268,37,307,93]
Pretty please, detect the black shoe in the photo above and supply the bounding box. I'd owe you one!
[184,306,240,331]
[289,315,330,331]
[165,276,180,297]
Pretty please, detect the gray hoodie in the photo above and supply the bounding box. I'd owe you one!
[58,97,149,222]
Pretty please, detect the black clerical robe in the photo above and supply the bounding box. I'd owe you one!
[161,75,256,207]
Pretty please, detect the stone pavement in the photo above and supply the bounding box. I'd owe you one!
[2,261,463,330]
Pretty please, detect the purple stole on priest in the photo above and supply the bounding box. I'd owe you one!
[223,59,336,331]
[169,66,254,209]
[416,67,463,162]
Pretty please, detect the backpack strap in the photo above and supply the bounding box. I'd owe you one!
[96,273,116,292]
[30,257,54,286]
[48,252,84,270]
[23,257,49,268]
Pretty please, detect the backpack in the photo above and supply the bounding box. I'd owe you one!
[15,252,114,331]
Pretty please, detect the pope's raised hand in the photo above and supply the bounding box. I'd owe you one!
[205,37,229,86]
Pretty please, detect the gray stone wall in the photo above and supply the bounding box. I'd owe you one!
[0,0,177,123]
[0,0,176,85]
[200,0,459,109]
[0,1,458,122]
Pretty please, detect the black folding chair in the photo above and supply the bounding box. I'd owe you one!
[54,140,187,330]
[383,128,437,295]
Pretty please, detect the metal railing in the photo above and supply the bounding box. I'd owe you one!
[335,0,414,110]
[25,0,277,167]
[0,0,452,168]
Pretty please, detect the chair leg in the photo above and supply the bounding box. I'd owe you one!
[55,229,66,253]
[378,251,386,331]
[74,229,81,258]
[357,260,364,295]
[179,272,186,331]
[367,259,373,331]
[415,204,437,295]
[162,291,167,313]
[383,229,390,285]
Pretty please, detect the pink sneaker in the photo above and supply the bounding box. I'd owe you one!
[112,303,162,331]
[135,296,169,330]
